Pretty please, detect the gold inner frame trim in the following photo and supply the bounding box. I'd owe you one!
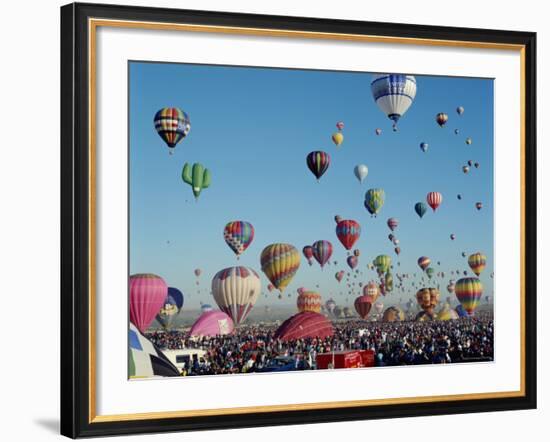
[88,18,527,424]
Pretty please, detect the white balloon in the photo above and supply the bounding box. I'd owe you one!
[371,74,417,130]
[354,164,369,183]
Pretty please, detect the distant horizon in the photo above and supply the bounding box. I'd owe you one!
[129,61,494,311]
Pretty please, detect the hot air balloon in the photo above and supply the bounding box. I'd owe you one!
[335,271,345,282]
[455,304,469,317]
[454,128,460,135]
[387,217,399,231]
[457,194,462,200]
[382,306,405,322]
[297,290,322,313]
[189,311,234,337]
[336,121,344,131]
[375,128,382,135]
[447,282,456,294]
[302,245,314,266]
[325,298,336,315]
[334,215,342,224]
[393,238,400,245]
[416,287,440,316]
[155,295,179,330]
[467,160,473,167]
[211,266,261,325]
[394,247,401,255]
[371,74,417,130]
[436,112,448,127]
[354,164,369,184]
[417,256,431,271]
[450,233,456,240]
[194,268,202,277]
[374,302,384,314]
[332,132,344,147]
[474,162,480,169]
[476,202,483,210]
[347,255,358,270]
[312,240,333,268]
[153,107,191,153]
[468,252,487,276]
[354,295,373,319]
[455,277,483,315]
[182,163,211,199]
[425,267,435,279]
[336,219,361,250]
[466,137,473,145]
[274,312,334,340]
[364,188,385,216]
[200,303,213,313]
[224,221,254,257]
[260,243,300,292]
[306,151,331,181]
[420,142,429,153]
[267,283,275,293]
[437,305,459,321]
[130,274,168,333]
[426,192,442,211]
[463,165,470,174]
[373,255,391,274]
[456,106,465,115]
[415,202,427,218]
[385,271,394,292]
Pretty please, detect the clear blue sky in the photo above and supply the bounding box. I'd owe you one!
[129,61,494,309]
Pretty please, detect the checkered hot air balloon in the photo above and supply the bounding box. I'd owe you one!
[153,107,190,152]
[223,221,255,257]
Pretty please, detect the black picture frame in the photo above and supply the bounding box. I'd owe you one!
[61,2,537,438]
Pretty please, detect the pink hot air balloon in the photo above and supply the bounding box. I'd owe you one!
[188,311,234,337]
[312,240,333,268]
[336,121,345,131]
[302,245,314,266]
[335,270,345,283]
[427,192,443,211]
[347,255,358,270]
[387,217,399,231]
[130,273,168,333]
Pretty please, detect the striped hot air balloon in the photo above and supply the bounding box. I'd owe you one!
[153,107,191,151]
[297,290,322,313]
[260,243,300,293]
[311,240,333,268]
[426,192,443,211]
[306,151,330,180]
[373,255,391,274]
[302,245,314,266]
[335,219,361,250]
[455,277,483,315]
[211,266,261,325]
[223,221,254,257]
[129,274,168,333]
[274,312,334,340]
[468,252,487,276]
[387,217,399,231]
[371,74,417,131]
[354,295,373,319]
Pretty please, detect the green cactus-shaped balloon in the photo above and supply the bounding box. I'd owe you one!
[182,163,211,199]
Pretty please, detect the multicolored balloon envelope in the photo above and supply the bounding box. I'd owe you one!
[306,151,331,180]
[297,290,322,313]
[224,221,255,257]
[382,306,405,322]
[455,277,483,315]
[211,266,261,325]
[335,219,361,250]
[153,107,190,150]
[468,252,487,276]
[260,243,300,292]
[189,311,235,337]
[311,240,333,268]
[130,273,168,333]
[274,312,334,341]
[364,188,385,216]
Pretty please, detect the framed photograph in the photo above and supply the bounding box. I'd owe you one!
[60,2,536,438]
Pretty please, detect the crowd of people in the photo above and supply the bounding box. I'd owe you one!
[145,312,493,376]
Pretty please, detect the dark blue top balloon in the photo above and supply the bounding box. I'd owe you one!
[167,287,184,311]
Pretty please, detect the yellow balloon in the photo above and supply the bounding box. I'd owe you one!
[260,243,300,293]
[332,132,344,146]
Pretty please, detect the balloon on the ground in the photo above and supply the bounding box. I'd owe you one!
[274,312,334,340]
[189,311,234,337]
[455,277,483,315]
[382,306,405,322]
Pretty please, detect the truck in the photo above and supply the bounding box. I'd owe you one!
[316,349,375,370]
